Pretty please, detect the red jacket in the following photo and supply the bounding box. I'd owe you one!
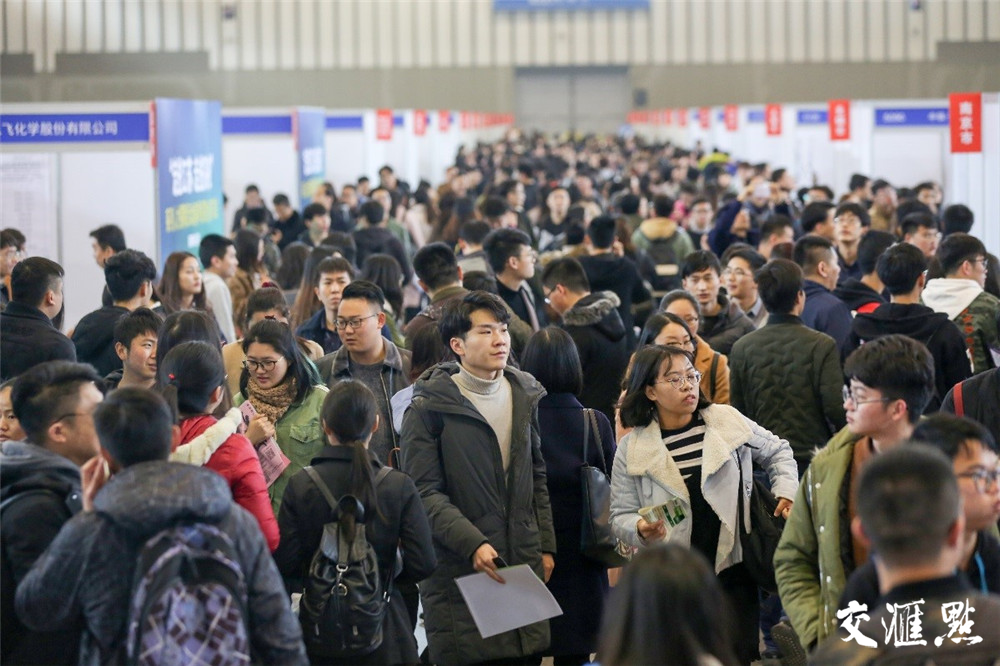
[171,409,280,551]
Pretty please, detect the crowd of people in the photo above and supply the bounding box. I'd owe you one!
[1,132,998,665]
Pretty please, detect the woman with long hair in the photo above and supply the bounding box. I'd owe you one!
[229,229,269,336]
[276,242,310,302]
[160,341,279,551]
[611,345,798,662]
[235,318,327,514]
[273,380,436,665]
[638,309,730,405]
[361,254,405,346]
[289,246,337,329]
[597,544,739,666]
[430,195,474,246]
[521,327,616,665]
[155,251,209,315]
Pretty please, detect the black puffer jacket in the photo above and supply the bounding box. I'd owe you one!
[399,363,556,666]
[15,461,307,666]
[71,305,130,377]
[560,291,631,422]
[0,302,76,381]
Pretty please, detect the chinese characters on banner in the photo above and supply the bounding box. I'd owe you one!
[724,105,738,131]
[439,109,451,132]
[414,109,427,136]
[375,108,393,141]
[699,107,711,129]
[295,108,325,206]
[949,92,982,153]
[766,104,782,136]
[829,99,851,141]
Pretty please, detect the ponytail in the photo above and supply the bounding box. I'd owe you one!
[320,381,383,523]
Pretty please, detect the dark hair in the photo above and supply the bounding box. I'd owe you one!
[272,193,291,207]
[844,334,935,422]
[340,279,385,311]
[11,361,104,444]
[541,256,590,293]
[245,184,260,194]
[619,193,641,215]
[314,256,355,285]
[724,247,766,273]
[459,219,492,245]
[937,232,986,276]
[276,242,310,290]
[462,271,498,294]
[877,242,926,295]
[159,341,226,418]
[245,208,269,228]
[245,286,290,327]
[620,346,709,428]
[809,185,835,201]
[942,204,974,236]
[288,247,336,328]
[234,229,264,275]
[320,380,382,537]
[113,307,163,349]
[855,444,959,567]
[156,251,208,314]
[240,319,315,403]
[849,173,870,192]
[483,228,532,275]
[871,179,893,196]
[659,289,701,315]
[439,291,510,349]
[156,310,223,379]
[413,242,461,291]
[360,200,385,225]
[755,259,803,315]
[793,235,835,275]
[587,215,618,250]
[597,544,738,666]
[834,202,871,227]
[407,323,447,382]
[104,249,157,302]
[360,255,402,316]
[912,413,998,459]
[94,387,174,466]
[198,234,234,269]
[637,312,695,351]
[856,230,897,275]
[479,197,509,221]
[761,215,794,242]
[899,212,937,239]
[0,228,25,251]
[681,250,721,280]
[652,194,674,218]
[800,201,836,234]
[10,257,64,308]
[89,224,126,253]
[895,200,931,227]
[521,327,584,396]
[303,202,327,222]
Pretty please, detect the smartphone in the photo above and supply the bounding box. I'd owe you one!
[492,556,509,569]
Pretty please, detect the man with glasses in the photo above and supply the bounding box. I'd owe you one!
[1,361,105,664]
[0,228,26,310]
[901,211,942,259]
[315,281,411,467]
[831,202,870,285]
[922,232,1000,374]
[484,228,547,332]
[680,250,755,356]
[775,335,935,651]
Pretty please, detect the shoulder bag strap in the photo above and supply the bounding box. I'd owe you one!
[581,408,591,465]
[303,466,339,514]
[373,465,393,489]
[954,381,965,417]
[584,408,610,475]
[709,352,721,401]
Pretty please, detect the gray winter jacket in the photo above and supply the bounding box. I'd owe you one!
[399,362,557,665]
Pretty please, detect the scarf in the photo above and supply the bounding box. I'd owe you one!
[247,376,298,424]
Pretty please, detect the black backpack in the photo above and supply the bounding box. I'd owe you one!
[645,236,682,292]
[299,465,394,659]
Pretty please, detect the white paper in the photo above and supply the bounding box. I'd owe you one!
[454,564,563,639]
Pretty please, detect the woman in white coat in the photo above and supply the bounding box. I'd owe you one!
[610,344,799,663]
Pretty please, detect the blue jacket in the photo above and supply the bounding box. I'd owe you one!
[801,279,853,358]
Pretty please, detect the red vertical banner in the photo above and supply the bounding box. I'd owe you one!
[413,109,427,136]
[724,104,738,131]
[828,99,851,141]
[678,109,688,127]
[699,107,711,129]
[949,92,982,153]
[375,109,393,141]
[460,112,470,130]
[664,109,673,126]
[439,110,451,132]
[765,104,782,135]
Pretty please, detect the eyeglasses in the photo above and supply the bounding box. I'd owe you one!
[657,371,702,390]
[334,313,378,330]
[722,268,751,279]
[957,468,1000,494]
[0,248,24,259]
[842,386,890,406]
[243,358,281,372]
[519,250,539,263]
[834,216,861,226]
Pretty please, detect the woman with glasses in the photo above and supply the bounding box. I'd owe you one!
[235,318,327,514]
[638,311,730,405]
[610,344,798,663]
[658,292,731,404]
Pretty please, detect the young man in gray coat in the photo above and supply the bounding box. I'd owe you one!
[400,291,557,665]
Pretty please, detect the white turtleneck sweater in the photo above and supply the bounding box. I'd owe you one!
[451,364,514,473]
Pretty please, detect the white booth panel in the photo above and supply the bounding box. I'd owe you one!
[870,130,947,188]
[325,130,368,192]
[222,136,297,212]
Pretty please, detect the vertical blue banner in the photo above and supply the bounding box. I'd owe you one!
[154,98,223,268]
[296,107,326,206]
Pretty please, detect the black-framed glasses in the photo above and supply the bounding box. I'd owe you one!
[957,468,1000,494]
[334,313,378,330]
[842,386,890,406]
[243,358,280,372]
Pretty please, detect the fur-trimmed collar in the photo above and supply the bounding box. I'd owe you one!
[562,291,621,327]
[170,408,242,466]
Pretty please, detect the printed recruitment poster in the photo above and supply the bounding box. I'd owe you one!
[153,98,224,268]
[295,107,326,206]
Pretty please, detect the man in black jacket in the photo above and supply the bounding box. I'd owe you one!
[0,257,76,381]
[543,257,630,423]
[399,291,556,666]
[1,361,105,664]
[72,249,157,377]
[847,243,972,412]
[15,387,307,665]
[679,250,755,355]
[942,368,999,446]
[352,200,412,283]
[833,230,894,316]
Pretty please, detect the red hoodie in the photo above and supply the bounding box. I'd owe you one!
[171,409,280,551]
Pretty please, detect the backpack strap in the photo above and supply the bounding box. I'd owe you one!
[373,465,392,489]
[303,466,340,514]
[709,352,721,401]
[953,382,965,417]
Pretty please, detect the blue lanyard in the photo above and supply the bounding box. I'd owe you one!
[973,551,988,594]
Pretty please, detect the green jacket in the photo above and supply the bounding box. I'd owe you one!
[235,384,329,515]
[773,426,860,650]
[956,291,1000,374]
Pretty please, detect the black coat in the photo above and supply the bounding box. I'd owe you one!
[71,305,130,377]
[274,446,436,665]
[399,363,556,665]
[352,227,412,283]
[0,441,82,665]
[537,394,615,656]
[560,292,631,424]
[577,254,651,349]
[942,368,1000,446]
[0,302,76,381]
